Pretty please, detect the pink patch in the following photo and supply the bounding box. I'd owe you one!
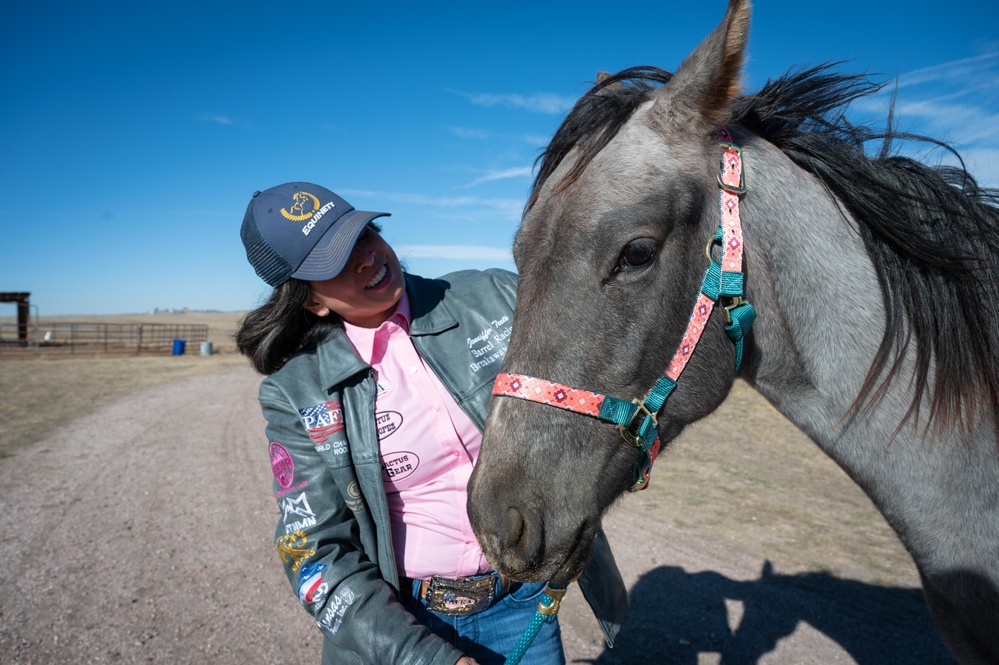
[270,442,294,489]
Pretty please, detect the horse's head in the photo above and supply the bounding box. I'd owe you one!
[468,0,753,583]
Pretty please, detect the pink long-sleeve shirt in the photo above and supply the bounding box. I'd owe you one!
[343,294,491,580]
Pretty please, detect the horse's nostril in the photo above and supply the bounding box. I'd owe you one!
[505,506,525,545]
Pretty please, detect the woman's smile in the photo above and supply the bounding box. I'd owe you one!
[366,264,388,289]
[305,226,406,327]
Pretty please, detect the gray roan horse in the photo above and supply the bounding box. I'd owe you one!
[466,0,999,663]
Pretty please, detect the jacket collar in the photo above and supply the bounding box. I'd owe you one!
[404,272,458,336]
[314,272,458,389]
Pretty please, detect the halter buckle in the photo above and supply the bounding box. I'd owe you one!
[722,296,744,324]
[618,398,658,448]
[717,142,747,195]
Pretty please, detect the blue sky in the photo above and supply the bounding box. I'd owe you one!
[1,1,996,315]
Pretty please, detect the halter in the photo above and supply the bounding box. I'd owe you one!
[493,127,757,490]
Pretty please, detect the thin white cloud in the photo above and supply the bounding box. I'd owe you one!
[397,245,513,261]
[894,52,999,90]
[457,90,576,115]
[340,189,520,210]
[522,133,552,147]
[339,189,524,222]
[196,113,252,129]
[198,113,233,125]
[464,166,534,188]
[449,126,490,139]
[846,51,999,169]
[955,147,998,188]
[893,99,999,143]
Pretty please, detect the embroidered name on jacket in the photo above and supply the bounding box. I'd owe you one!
[467,315,512,373]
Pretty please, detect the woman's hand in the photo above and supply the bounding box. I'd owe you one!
[456,658,481,665]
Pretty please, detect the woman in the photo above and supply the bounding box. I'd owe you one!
[236,182,628,664]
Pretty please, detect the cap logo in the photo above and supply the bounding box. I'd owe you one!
[279,190,337,236]
[280,191,322,221]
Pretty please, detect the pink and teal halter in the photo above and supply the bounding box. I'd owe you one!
[492,127,757,490]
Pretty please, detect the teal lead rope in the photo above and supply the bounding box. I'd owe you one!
[504,583,569,665]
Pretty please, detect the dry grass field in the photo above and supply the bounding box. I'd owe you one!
[0,311,250,458]
[642,380,919,589]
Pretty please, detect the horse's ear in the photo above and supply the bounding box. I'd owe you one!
[595,70,626,95]
[652,0,750,131]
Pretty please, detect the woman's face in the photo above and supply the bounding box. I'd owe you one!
[304,226,406,328]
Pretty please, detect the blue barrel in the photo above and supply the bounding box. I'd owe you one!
[172,339,186,355]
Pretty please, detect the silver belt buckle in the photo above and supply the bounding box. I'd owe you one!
[425,574,497,616]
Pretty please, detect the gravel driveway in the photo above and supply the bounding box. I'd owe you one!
[0,366,954,664]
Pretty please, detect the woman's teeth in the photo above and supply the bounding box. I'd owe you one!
[366,265,387,289]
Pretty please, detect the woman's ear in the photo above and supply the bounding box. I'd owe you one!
[302,296,329,317]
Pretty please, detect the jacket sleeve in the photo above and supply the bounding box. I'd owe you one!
[259,380,464,665]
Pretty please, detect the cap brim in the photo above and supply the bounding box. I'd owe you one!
[291,210,390,282]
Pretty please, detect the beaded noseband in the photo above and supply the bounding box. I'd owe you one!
[493,127,757,490]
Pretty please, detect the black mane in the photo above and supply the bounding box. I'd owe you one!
[530,64,999,435]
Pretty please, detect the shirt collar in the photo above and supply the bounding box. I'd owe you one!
[342,293,411,364]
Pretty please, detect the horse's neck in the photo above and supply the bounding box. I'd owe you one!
[736,135,924,468]
[734,135,999,564]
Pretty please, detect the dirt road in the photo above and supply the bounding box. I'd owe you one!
[0,366,954,664]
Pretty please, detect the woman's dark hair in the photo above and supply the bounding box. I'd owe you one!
[235,278,341,375]
[235,222,381,375]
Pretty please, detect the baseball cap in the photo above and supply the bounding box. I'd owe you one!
[240,182,390,287]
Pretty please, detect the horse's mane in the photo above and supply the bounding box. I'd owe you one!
[530,64,999,436]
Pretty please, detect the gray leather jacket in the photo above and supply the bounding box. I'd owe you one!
[258,269,628,664]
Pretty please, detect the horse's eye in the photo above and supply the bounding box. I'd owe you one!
[615,240,656,272]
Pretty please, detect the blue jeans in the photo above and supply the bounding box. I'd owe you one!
[404,576,565,665]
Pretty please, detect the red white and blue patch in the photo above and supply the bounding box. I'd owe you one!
[298,561,327,604]
[299,401,345,445]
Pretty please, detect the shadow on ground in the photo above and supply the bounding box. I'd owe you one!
[584,561,955,664]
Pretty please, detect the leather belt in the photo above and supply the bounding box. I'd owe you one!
[402,572,512,616]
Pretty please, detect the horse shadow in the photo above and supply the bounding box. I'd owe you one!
[586,561,955,664]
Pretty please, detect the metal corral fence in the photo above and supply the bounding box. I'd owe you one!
[0,322,209,357]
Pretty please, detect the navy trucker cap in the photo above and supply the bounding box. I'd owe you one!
[240,182,390,287]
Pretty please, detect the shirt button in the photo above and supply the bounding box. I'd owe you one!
[452,450,460,457]
[409,366,418,374]
[433,404,441,413]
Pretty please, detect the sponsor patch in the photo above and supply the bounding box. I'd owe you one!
[375,410,403,440]
[298,562,328,605]
[381,451,419,483]
[299,401,345,445]
[276,530,314,573]
[317,586,357,635]
[270,442,295,489]
[344,480,367,515]
[270,442,307,497]
[281,492,317,534]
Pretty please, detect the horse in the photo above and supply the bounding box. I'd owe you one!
[465,1,999,663]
